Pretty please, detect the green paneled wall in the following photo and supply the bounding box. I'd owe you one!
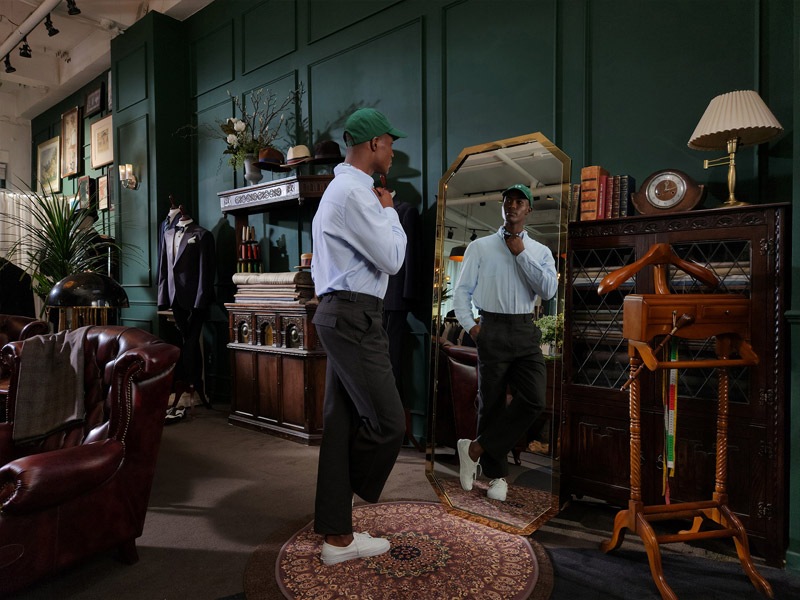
[29,0,797,569]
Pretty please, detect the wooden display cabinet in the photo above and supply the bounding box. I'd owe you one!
[561,203,788,565]
[219,175,333,444]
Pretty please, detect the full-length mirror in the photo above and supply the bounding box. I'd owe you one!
[428,133,569,534]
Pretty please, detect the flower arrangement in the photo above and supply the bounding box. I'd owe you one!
[219,87,303,169]
[535,312,564,348]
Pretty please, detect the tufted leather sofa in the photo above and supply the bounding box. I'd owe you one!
[0,326,180,595]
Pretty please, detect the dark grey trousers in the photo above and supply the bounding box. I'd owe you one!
[475,312,546,479]
[312,293,406,535]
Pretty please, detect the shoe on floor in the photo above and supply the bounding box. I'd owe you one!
[320,532,390,565]
[457,439,479,491]
[487,478,507,501]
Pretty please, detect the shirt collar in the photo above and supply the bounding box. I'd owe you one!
[334,162,375,187]
[499,226,526,239]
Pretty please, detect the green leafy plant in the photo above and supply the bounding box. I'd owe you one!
[535,312,564,347]
[0,188,122,307]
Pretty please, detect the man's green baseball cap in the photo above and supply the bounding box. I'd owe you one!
[503,184,534,207]
[344,108,407,146]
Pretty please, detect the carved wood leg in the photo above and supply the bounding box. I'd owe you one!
[600,505,630,553]
[718,504,774,598]
[678,515,704,535]
[715,365,730,497]
[636,511,678,600]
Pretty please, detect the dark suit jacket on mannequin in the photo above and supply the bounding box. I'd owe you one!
[0,259,35,318]
[157,219,216,400]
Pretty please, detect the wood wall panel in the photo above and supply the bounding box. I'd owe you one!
[243,0,297,74]
[192,22,235,96]
[116,46,148,111]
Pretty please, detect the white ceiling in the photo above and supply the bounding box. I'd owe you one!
[0,0,214,121]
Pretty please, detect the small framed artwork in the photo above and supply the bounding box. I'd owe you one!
[107,71,113,112]
[77,175,96,209]
[90,115,114,169]
[37,136,61,194]
[60,106,80,177]
[98,175,109,210]
[85,83,104,117]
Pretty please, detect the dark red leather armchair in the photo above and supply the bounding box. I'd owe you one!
[0,315,49,420]
[0,326,180,596]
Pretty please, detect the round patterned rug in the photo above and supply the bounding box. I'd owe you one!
[252,501,552,600]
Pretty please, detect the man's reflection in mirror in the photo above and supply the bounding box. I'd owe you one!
[451,184,558,501]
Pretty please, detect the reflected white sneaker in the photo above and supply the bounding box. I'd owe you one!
[320,532,390,565]
[457,439,479,491]
[487,478,508,501]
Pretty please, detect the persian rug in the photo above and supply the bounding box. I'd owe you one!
[437,475,559,534]
[245,501,553,599]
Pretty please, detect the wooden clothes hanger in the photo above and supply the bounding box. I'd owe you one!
[597,242,719,296]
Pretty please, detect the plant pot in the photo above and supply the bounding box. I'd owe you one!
[243,154,263,186]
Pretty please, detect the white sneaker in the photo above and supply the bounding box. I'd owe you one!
[487,478,508,501]
[320,532,390,565]
[457,439,479,491]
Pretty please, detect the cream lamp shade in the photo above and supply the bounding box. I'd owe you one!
[688,90,783,150]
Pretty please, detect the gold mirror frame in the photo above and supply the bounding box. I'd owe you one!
[427,132,570,534]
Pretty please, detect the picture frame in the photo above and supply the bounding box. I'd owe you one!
[37,136,61,194]
[77,175,96,209]
[107,71,113,112]
[98,175,109,210]
[90,115,114,169]
[85,83,104,117]
[60,106,80,177]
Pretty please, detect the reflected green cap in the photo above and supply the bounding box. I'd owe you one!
[344,108,407,146]
[503,184,533,207]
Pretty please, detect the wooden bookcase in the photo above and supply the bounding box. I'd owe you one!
[561,203,788,565]
[219,175,332,444]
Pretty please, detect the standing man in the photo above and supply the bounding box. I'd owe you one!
[452,184,558,502]
[311,108,408,565]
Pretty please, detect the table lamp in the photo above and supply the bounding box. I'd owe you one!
[687,90,783,207]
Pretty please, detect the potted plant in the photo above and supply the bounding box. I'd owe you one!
[535,312,564,357]
[0,187,123,315]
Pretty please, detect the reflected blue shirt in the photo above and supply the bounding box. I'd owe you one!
[311,163,407,298]
[452,228,558,332]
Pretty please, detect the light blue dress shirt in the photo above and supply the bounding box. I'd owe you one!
[311,163,407,298]
[452,228,558,332]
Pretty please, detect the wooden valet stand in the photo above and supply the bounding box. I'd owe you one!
[596,243,772,600]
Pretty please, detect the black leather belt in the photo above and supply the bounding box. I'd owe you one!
[320,290,383,309]
[478,310,534,324]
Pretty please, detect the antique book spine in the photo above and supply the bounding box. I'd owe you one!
[597,174,607,220]
[619,175,636,216]
[611,175,621,218]
[580,165,608,221]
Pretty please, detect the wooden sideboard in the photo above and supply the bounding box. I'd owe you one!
[219,175,333,444]
[561,203,788,565]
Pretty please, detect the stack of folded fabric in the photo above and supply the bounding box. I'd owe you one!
[232,271,315,304]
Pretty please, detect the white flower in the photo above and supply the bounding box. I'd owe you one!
[234,120,246,132]
[227,134,239,146]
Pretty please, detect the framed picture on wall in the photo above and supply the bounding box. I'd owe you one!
[107,71,113,112]
[60,107,80,178]
[98,175,109,210]
[90,115,114,169]
[77,175,96,209]
[37,136,60,194]
[85,83,104,117]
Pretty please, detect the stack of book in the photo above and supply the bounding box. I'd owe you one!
[232,271,315,304]
[571,166,637,221]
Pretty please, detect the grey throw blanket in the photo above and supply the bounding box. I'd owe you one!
[12,327,89,443]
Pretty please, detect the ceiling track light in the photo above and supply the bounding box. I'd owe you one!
[4,54,15,74]
[45,14,59,37]
[66,0,82,16]
[19,37,32,58]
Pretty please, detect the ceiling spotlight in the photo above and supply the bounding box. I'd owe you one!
[19,37,32,58]
[4,54,15,73]
[45,14,59,37]
[66,0,81,15]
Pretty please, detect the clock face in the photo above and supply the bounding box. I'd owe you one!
[631,169,705,215]
[647,173,687,209]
